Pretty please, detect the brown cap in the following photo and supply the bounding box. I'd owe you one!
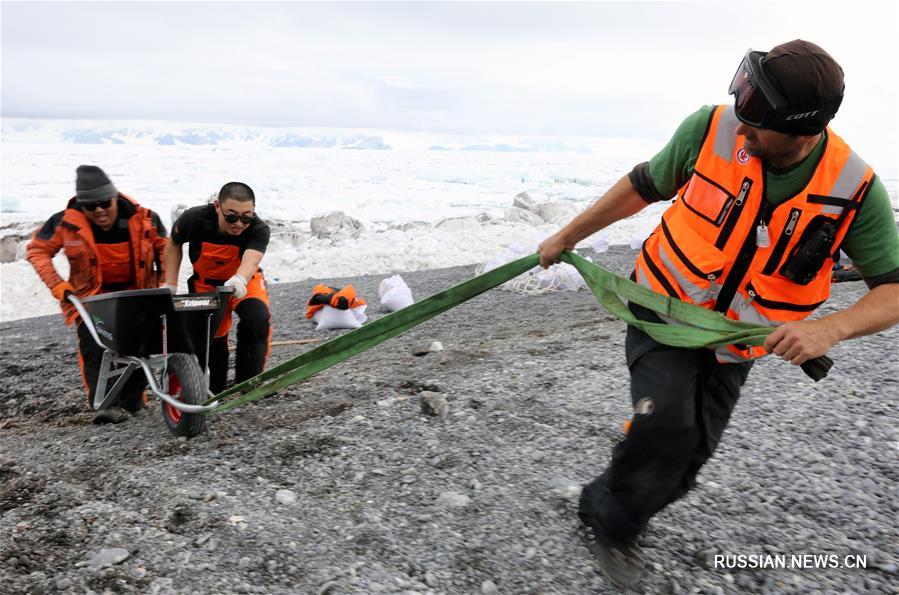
[762,40,844,134]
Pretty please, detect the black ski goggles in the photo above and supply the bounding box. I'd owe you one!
[728,50,789,128]
[728,50,841,134]
[223,212,255,224]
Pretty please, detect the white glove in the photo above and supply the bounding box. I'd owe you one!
[224,274,248,299]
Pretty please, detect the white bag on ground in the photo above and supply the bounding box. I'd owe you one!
[591,230,610,254]
[477,238,588,295]
[378,275,415,312]
[312,304,368,330]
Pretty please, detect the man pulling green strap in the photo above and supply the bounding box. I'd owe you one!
[538,40,899,589]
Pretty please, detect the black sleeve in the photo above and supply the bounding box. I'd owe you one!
[628,162,669,203]
[170,209,196,245]
[150,211,168,238]
[244,220,271,254]
[863,267,899,289]
[36,211,65,240]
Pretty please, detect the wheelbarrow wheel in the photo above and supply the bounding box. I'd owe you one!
[161,353,207,438]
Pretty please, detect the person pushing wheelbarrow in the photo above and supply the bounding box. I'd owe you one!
[27,165,168,423]
[163,182,272,393]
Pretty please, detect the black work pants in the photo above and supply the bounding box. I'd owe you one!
[76,321,147,411]
[579,306,753,548]
[208,297,271,393]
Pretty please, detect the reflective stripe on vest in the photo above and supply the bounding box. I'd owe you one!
[712,106,740,162]
[638,104,874,363]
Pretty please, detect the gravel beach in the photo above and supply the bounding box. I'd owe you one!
[1,245,897,595]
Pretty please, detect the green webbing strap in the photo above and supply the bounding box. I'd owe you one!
[560,252,770,348]
[205,251,820,414]
[206,254,542,413]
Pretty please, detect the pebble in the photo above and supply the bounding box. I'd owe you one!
[548,478,581,499]
[275,489,297,505]
[85,547,130,569]
[420,392,448,417]
[411,341,444,356]
[437,492,470,507]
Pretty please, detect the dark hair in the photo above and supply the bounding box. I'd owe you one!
[218,182,256,204]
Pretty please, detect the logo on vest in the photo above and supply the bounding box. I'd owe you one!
[736,147,750,165]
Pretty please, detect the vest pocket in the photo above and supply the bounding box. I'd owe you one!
[96,242,133,285]
[778,215,838,285]
[196,242,241,281]
[680,171,736,226]
[657,216,727,305]
[737,271,830,325]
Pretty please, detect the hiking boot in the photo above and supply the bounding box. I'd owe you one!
[120,391,149,415]
[93,406,129,424]
[586,539,644,590]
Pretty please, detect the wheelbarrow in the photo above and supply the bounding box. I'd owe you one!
[68,286,234,437]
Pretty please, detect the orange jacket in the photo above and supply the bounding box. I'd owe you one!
[26,194,167,325]
[635,105,874,363]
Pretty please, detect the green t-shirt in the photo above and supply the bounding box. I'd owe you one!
[647,105,899,279]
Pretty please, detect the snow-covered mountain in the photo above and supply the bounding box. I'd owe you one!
[3,119,393,150]
[0,118,593,153]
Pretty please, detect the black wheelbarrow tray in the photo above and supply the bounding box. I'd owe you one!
[68,286,234,437]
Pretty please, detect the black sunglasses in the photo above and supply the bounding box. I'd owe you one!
[83,200,113,211]
[223,212,255,224]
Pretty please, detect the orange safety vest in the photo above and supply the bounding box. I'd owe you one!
[635,105,874,363]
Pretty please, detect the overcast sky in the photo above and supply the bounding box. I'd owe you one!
[2,1,897,155]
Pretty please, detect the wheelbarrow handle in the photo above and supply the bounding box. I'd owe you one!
[67,294,108,350]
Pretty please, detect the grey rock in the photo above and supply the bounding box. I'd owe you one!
[694,549,716,570]
[275,489,297,505]
[55,577,72,590]
[92,406,129,424]
[434,216,481,232]
[86,547,130,568]
[548,478,581,499]
[419,392,448,417]
[411,341,443,356]
[513,191,537,212]
[504,207,544,226]
[0,234,28,263]
[437,492,470,507]
[311,211,364,239]
[535,202,578,224]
